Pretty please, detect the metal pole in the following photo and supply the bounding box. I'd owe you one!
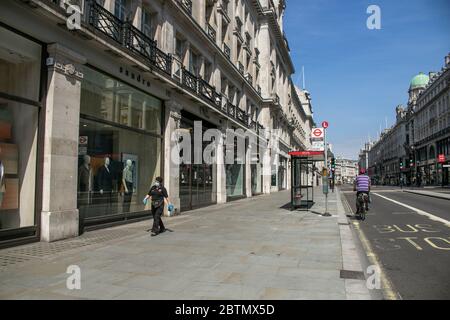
[323,128,331,216]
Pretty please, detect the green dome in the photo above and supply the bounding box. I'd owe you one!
[410,72,429,89]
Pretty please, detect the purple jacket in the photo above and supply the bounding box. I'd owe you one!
[355,175,370,192]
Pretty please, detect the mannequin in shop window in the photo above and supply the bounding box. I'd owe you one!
[122,159,134,213]
[78,155,93,202]
[78,155,92,231]
[97,156,113,212]
[0,159,4,209]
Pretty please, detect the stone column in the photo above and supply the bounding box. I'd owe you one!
[245,138,252,198]
[216,125,227,204]
[163,100,182,215]
[41,43,86,242]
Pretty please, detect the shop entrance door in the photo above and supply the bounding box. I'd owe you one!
[179,111,217,211]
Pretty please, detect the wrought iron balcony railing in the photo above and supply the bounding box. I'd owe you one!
[223,43,231,60]
[177,0,193,15]
[123,22,156,62]
[236,108,248,126]
[206,23,217,42]
[89,1,123,43]
[172,56,183,81]
[238,62,244,75]
[45,0,253,129]
[182,68,198,93]
[227,102,236,118]
[245,73,253,85]
[154,47,172,75]
[257,85,262,95]
[199,78,216,104]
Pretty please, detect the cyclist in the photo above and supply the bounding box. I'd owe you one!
[354,168,371,211]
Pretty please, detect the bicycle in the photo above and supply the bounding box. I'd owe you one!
[356,193,369,221]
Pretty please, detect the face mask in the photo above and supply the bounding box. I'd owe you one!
[154,181,160,187]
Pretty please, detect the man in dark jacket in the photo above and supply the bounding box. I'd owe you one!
[144,177,170,236]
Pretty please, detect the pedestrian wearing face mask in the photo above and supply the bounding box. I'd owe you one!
[144,176,169,236]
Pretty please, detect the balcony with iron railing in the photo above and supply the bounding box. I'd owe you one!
[43,0,257,129]
[182,68,198,93]
[236,108,248,126]
[89,0,123,43]
[223,43,231,60]
[177,0,193,15]
[206,22,217,42]
[245,73,253,85]
[238,62,244,75]
[227,102,237,118]
[199,78,221,109]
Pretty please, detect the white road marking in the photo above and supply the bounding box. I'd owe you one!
[372,193,450,228]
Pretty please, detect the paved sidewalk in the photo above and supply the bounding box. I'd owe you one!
[403,189,450,200]
[0,189,371,300]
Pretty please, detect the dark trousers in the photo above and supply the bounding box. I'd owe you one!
[123,182,133,213]
[151,204,165,233]
[356,191,370,208]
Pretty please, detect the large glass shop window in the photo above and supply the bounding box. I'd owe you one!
[80,67,162,135]
[78,67,162,221]
[226,143,245,198]
[0,26,40,233]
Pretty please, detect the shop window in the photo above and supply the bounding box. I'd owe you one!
[0,26,41,233]
[80,67,162,135]
[78,67,162,225]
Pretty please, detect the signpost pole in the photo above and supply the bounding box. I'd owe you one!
[323,126,330,216]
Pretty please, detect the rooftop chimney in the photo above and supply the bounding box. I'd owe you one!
[446,53,450,67]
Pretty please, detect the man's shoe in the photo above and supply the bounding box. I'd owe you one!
[151,231,159,237]
[159,228,166,233]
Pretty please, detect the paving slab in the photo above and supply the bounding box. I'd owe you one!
[0,188,372,300]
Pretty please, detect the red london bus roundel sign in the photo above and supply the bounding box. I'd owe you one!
[311,128,324,139]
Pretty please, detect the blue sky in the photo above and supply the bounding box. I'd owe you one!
[284,0,450,159]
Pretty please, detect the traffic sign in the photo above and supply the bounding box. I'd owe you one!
[311,128,324,139]
[438,154,446,163]
[322,121,329,129]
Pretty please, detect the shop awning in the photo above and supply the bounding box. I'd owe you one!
[288,150,325,162]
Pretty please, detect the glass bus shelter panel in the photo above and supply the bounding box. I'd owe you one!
[291,157,315,210]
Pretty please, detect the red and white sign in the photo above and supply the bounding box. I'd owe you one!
[289,151,324,157]
[311,128,324,139]
[438,154,446,163]
[322,121,329,129]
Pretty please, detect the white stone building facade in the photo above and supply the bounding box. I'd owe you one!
[0,0,315,247]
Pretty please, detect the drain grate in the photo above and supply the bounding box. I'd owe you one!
[340,269,365,280]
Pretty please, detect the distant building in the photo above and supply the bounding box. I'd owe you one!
[335,157,358,184]
[363,53,450,186]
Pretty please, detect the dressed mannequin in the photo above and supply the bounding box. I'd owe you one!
[0,159,5,208]
[122,159,134,213]
[78,155,92,196]
[97,157,113,212]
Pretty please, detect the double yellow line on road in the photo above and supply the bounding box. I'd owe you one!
[341,194,401,300]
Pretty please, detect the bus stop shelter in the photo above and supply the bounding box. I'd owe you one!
[289,151,325,211]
